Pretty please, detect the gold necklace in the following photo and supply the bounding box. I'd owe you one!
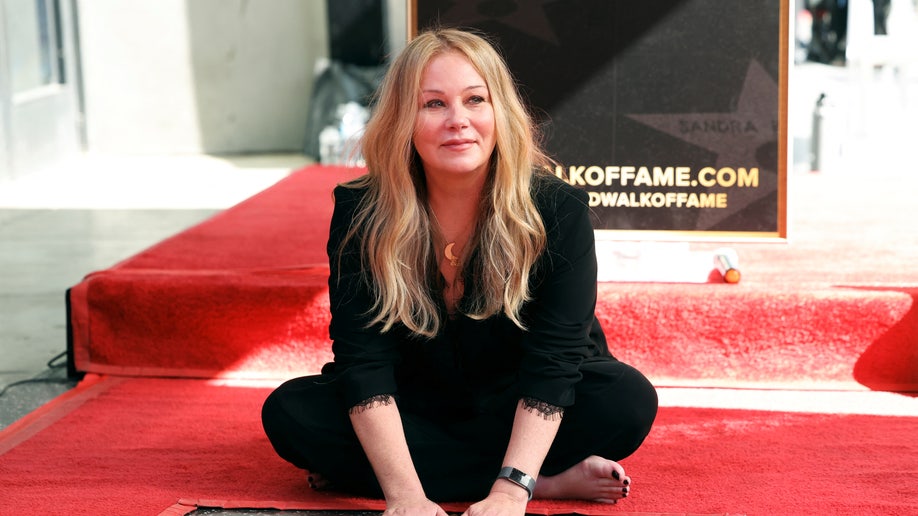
[429,208,475,268]
[444,242,460,267]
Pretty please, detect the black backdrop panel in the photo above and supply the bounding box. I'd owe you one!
[413,0,788,239]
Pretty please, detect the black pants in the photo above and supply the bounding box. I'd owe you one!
[261,359,657,502]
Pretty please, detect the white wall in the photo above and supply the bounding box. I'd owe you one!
[77,0,328,154]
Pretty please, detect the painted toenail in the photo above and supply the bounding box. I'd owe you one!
[612,470,621,480]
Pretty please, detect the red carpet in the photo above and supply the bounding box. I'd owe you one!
[2,164,914,514]
[67,165,918,391]
[2,375,915,516]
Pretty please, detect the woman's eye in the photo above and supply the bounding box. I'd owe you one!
[468,95,486,105]
[423,99,445,108]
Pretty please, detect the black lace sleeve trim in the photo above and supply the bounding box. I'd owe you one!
[348,394,395,415]
[521,397,565,421]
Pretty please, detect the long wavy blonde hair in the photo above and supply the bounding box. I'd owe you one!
[341,28,551,338]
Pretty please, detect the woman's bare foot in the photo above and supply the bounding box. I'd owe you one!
[533,456,631,503]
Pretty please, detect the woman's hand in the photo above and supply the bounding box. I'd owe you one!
[383,496,449,516]
[461,489,528,516]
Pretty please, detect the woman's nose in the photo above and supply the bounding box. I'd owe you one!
[447,106,469,128]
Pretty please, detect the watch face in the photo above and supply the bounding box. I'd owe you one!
[499,467,535,500]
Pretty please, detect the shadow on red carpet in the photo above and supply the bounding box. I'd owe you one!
[850,287,918,395]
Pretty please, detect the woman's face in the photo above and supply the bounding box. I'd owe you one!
[413,51,496,182]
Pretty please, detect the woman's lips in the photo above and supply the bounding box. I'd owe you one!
[442,138,475,150]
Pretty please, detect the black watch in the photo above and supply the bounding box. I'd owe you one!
[497,466,535,500]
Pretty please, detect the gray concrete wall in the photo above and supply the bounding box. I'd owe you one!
[77,0,328,154]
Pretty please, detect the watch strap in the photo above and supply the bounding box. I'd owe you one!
[497,466,535,500]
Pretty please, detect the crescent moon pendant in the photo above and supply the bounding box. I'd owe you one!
[444,242,459,267]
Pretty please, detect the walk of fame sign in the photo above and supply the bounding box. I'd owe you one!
[412,0,789,241]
